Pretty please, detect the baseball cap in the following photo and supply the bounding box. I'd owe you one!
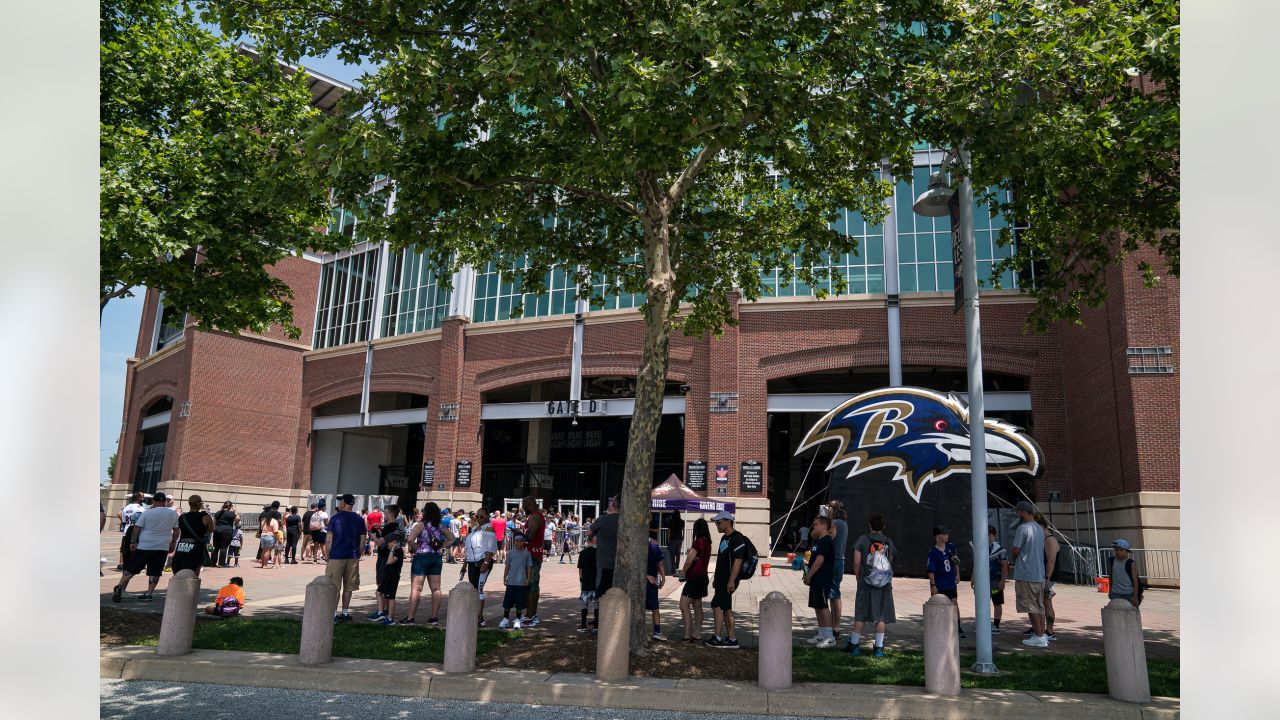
[711,511,734,523]
[933,525,950,535]
[513,533,527,542]
[339,493,356,506]
[1014,500,1036,514]
[317,498,326,508]
[153,492,168,503]
[1111,538,1131,550]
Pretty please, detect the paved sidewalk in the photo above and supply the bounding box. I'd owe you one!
[101,535,1179,658]
[101,646,1179,720]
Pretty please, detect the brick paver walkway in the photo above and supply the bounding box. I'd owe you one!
[101,536,1178,659]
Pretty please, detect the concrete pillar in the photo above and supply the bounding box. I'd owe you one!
[444,582,480,673]
[300,576,339,665]
[923,594,960,696]
[757,591,793,690]
[156,569,200,656]
[596,587,630,681]
[1102,598,1151,703]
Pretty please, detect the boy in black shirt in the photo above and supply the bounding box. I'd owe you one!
[804,516,837,648]
[370,525,404,625]
[706,511,747,649]
[577,535,598,633]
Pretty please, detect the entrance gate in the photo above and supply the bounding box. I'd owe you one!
[558,500,600,524]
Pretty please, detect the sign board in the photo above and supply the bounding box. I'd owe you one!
[740,461,763,493]
[546,399,608,416]
[1048,491,1062,502]
[714,465,730,485]
[422,461,435,488]
[715,487,728,497]
[949,191,963,314]
[685,461,707,491]
[455,460,472,488]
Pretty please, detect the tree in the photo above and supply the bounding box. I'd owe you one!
[101,0,346,338]
[107,452,118,483]
[901,0,1179,330]
[209,0,917,652]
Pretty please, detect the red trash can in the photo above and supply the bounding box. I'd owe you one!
[761,562,772,577]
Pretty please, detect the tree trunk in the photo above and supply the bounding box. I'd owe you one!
[615,197,678,655]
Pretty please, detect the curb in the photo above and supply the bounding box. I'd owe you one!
[100,647,1178,719]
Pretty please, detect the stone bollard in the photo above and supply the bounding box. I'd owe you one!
[758,591,793,690]
[300,576,339,665]
[444,582,480,673]
[1102,598,1151,703]
[156,569,201,656]
[596,588,630,682]
[923,594,961,696]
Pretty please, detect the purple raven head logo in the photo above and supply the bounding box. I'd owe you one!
[795,387,1043,502]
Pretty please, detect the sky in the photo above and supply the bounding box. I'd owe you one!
[98,38,371,486]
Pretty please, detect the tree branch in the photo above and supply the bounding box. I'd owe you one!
[449,174,640,217]
[667,142,720,205]
[561,89,606,145]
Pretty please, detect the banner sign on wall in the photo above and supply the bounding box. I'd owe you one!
[685,461,707,491]
[740,461,763,493]
[422,461,435,488]
[456,460,472,488]
[714,465,730,485]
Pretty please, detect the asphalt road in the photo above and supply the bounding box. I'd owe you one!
[100,679,823,720]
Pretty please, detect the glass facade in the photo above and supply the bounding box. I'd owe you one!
[154,301,184,352]
[759,208,886,297]
[381,248,452,337]
[312,247,381,349]
[472,257,577,323]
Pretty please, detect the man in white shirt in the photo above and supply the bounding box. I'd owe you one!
[464,511,498,626]
[116,492,147,570]
[114,492,180,602]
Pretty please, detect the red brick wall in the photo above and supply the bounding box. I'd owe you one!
[1121,246,1180,493]
[116,339,191,490]
[249,256,322,345]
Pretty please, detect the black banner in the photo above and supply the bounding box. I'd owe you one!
[686,461,707,491]
[422,461,435,488]
[456,460,472,487]
[740,461,763,493]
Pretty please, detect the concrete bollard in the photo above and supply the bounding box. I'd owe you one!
[444,582,480,673]
[156,569,201,656]
[596,588,630,682]
[758,591,793,690]
[1102,598,1151,703]
[300,576,339,665]
[923,594,961,696]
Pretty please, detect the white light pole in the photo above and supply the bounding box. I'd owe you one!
[913,146,998,675]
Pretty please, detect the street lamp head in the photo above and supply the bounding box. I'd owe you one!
[912,171,954,217]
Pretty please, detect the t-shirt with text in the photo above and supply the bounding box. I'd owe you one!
[927,543,959,591]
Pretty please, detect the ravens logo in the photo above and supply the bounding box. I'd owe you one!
[795,387,1043,502]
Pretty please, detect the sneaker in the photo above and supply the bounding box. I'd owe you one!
[366,611,386,621]
[478,619,487,628]
[1022,635,1049,648]
[990,625,999,634]
[1046,632,1057,641]
[848,643,862,657]
[112,586,122,603]
[1022,628,1033,636]
[379,616,396,626]
[513,619,523,630]
[805,635,823,645]
[427,617,440,626]
[816,637,836,649]
[653,632,667,641]
[577,626,589,633]
[399,617,416,625]
[873,645,885,658]
[499,618,511,629]
[138,593,153,602]
[703,637,723,648]
[527,616,540,627]
[720,638,740,649]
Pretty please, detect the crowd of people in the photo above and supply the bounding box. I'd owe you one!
[108,490,1141,656]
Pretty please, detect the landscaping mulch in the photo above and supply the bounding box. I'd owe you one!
[102,607,210,646]
[477,633,759,682]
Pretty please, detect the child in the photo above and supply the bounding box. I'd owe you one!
[974,525,1009,632]
[204,576,245,617]
[229,524,243,567]
[370,525,405,625]
[646,529,667,640]
[926,525,966,638]
[577,534,598,633]
[499,533,533,629]
[803,516,836,648]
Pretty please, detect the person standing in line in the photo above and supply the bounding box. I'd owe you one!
[464,509,498,627]
[325,494,367,623]
[798,522,810,553]
[848,512,896,657]
[646,524,667,641]
[1010,500,1049,647]
[213,501,238,567]
[366,504,384,556]
[491,511,507,563]
[665,510,685,576]
[973,525,1009,633]
[309,500,330,563]
[926,526,966,639]
[705,511,747,649]
[370,524,404,625]
[560,514,577,563]
[679,517,711,642]
[299,504,317,562]
[589,496,621,600]
[499,534,533,629]
[172,495,215,577]
[521,496,547,627]
[803,516,837,648]
[577,534,598,633]
[283,506,302,564]
[113,492,179,602]
[1107,538,1143,607]
[117,492,147,570]
[401,502,452,626]
[1035,513,1061,640]
[258,511,280,569]
[827,501,849,639]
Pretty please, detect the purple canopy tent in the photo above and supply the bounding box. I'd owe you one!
[650,474,735,514]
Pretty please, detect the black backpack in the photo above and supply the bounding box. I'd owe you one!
[735,534,761,580]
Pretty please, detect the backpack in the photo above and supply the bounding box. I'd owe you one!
[309,514,324,531]
[1124,558,1148,601]
[218,596,241,617]
[734,534,761,580]
[865,537,894,588]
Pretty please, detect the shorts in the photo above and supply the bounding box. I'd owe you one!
[377,571,402,599]
[260,535,277,549]
[991,586,1005,606]
[829,559,846,599]
[580,590,597,607]
[311,530,327,544]
[171,550,204,575]
[1015,580,1045,614]
[682,575,709,599]
[646,582,660,611]
[125,549,169,578]
[936,586,958,601]
[1108,590,1136,604]
[325,558,360,593]
[1045,580,1056,599]
[853,581,896,624]
[808,583,832,610]
[528,557,544,594]
[466,562,490,600]
[595,567,615,597]
[710,587,734,612]
[412,553,443,577]
[503,585,529,610]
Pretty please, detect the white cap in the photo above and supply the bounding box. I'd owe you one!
[711,511,735,523]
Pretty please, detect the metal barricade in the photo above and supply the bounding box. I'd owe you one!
[1056,545,1180,584]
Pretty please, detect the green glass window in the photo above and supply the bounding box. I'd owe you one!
[381,248,452,337]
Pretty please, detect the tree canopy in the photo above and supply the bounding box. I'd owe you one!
[101,0,344,338]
